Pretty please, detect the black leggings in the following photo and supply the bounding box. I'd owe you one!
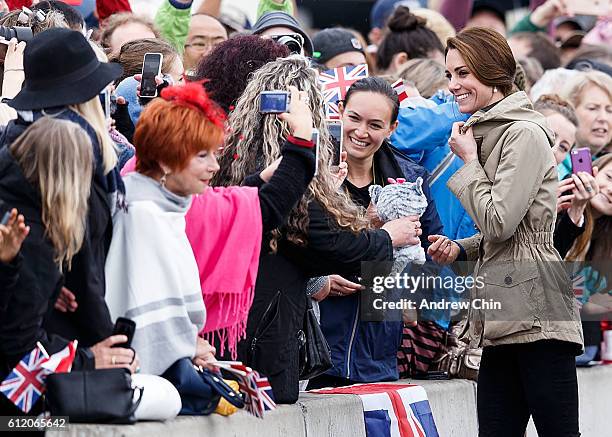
[477,340,579,437]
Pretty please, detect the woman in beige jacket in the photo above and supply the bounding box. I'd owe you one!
[428,28,583,437]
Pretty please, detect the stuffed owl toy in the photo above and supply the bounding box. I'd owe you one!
[369,177,428,274]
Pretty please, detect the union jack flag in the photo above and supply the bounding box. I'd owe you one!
[0,346,47,413]
[319,64,368,120]
[215,361,276,419]
[392,78,411,108]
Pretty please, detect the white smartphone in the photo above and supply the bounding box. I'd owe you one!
[327,120,343,167]
[140,53,163,98]
[312,128,320,176]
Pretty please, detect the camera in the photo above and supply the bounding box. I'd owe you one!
[259,91,290,114]
[270,33,304,55]
[0,25,33,43]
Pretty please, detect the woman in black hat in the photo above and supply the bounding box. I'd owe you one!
[0,28,125,349]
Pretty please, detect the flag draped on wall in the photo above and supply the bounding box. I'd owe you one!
[314,383,439,437]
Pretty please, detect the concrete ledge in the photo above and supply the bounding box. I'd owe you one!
[47,366,612,437]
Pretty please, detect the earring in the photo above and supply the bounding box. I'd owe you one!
[160,172,168,187]
[493,86,498,94]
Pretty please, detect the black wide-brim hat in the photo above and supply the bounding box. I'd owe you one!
[9,28,123,111]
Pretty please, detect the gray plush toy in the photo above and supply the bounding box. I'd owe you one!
[369,177,428,274]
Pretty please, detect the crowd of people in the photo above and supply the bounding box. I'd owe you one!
[0,0,610,436]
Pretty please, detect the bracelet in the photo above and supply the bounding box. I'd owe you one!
[4,68,24,73]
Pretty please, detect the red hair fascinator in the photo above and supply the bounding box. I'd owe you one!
[160,82,227,129]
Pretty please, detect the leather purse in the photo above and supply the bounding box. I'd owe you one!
[299,300,333,380]
[430,319,482,381]
[45,368,143,424]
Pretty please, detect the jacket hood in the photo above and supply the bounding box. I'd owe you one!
[0,148,41,220]
[464,91,554,147]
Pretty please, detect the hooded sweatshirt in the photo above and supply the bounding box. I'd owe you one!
[105,172,206,375]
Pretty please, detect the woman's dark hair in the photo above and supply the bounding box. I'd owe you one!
[344,77,400,124]
[377,6,444,71]
[446,27,516,96]
[193,35,290,113]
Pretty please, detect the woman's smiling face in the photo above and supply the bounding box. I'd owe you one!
[445,48,497,114]
[341,91,398,161]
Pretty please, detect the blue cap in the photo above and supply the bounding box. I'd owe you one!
[370,0,423,29]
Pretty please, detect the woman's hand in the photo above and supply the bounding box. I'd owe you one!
[193,337,217,370]
[331,151,348,190]
[2,39,26,99]
[381,216,422,247]
[448,122,478,164]
[328,275,364,297]
[530,0,571,28]
[54,286,78,313]
[277,86,314,141]
[0,208,29,264]
[567,169,599,225]
[556,177,576,212]
[427,235,460,265]
[90,335,139,373]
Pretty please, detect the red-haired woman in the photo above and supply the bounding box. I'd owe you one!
[105,82,316,375]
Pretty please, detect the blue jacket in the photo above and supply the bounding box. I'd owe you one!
[319,142,444,383]
[391,94,476,240]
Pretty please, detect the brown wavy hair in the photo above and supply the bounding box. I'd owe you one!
[446,27,516,96]
[212,56,369,248]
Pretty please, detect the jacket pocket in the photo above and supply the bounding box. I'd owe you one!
[481,262,540,341]
[248,291,287,374]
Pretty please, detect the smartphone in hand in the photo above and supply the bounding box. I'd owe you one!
[327,120,343,167]
[112,317,136,348]
[571,147,593,175]
[140,53,163,98]
[259,91,290,114]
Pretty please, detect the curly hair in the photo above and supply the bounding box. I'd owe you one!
[193,35,290,113]
[213,56,369,247]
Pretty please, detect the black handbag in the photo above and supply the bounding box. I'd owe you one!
[45,368,143,424]
[299,300,333,380]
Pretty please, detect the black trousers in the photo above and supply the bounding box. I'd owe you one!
[477,340,579,437]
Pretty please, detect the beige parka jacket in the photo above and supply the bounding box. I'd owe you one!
[447,91,583,352]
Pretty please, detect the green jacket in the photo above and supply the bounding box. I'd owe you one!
[448,92,583,352]
[155,0,294,54]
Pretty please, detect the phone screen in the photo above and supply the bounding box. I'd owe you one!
[328,122,343,167]
[259,92,289,113]
[141,53,162,97]
[112,317,136,348]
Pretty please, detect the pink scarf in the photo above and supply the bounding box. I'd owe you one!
[121,158,262,358]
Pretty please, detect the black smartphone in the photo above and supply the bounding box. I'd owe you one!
[140,52,163,98]
[328,120,343,167]
[112,317,136,348]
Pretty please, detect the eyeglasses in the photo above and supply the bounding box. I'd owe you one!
[184,38,224,52]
